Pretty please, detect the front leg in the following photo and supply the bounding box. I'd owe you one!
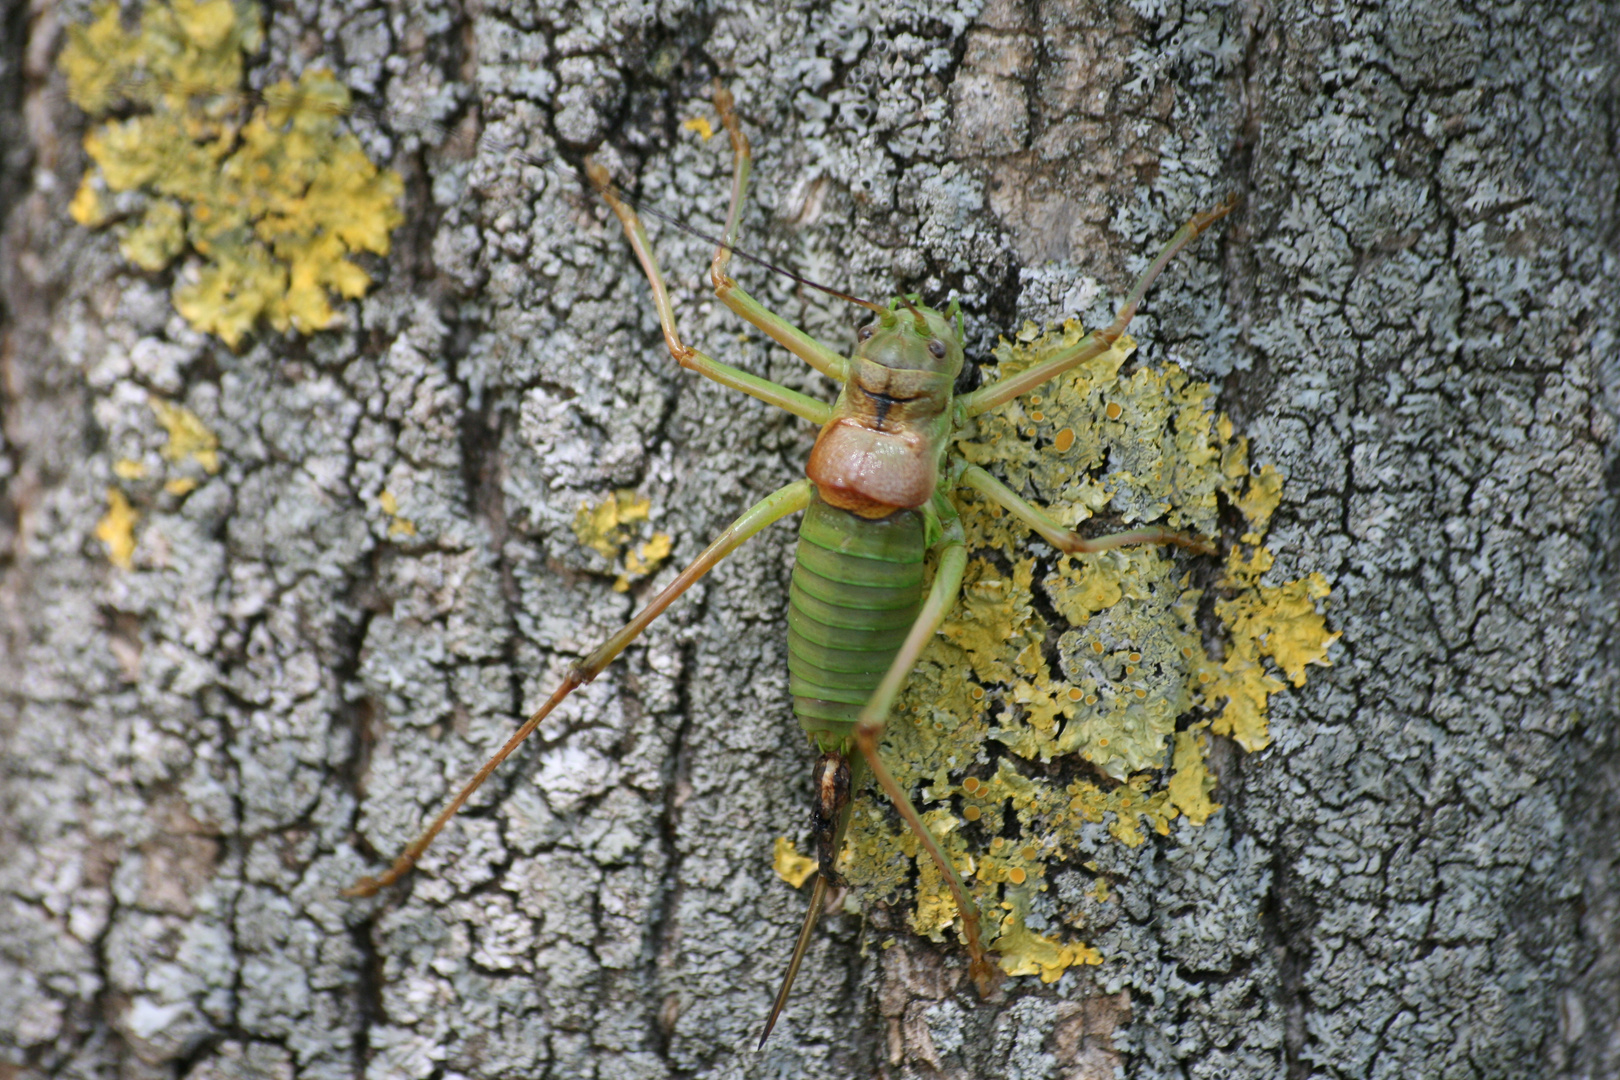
[959,464,1214,555]
[706,86,853,383]
[588,159,832,425]
[960,196,1237,417]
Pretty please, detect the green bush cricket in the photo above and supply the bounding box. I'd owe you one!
[346,85,1234,1044]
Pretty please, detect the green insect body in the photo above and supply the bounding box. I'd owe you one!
[789,500,927,733]
[773,311,971,1034]
[777,498,930,1031]
[786,305,966,742]
[347,86,1234,1043]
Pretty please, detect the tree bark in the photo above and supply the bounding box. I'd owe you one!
[3,0,1618,1078]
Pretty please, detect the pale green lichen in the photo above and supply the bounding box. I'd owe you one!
[571,491,674,592]
[839,320,1340,982]
[61,0,403,347]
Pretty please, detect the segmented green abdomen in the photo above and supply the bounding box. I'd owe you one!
[789,493,926,743]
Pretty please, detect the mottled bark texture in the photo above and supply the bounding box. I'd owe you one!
[3,0,1618,1077]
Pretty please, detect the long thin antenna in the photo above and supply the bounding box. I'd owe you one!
[483,134,881,313]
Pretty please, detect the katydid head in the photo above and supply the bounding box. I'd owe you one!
[853,296,965,379]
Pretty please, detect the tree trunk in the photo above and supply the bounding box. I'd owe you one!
[3,0,1618,1078]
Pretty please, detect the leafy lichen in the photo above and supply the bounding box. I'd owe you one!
[571,491,674,593]
[379,490,417,539]
[772,837,816,890]
[95,488,139,569]
[61,0,403,347]
[840,321,1340,983]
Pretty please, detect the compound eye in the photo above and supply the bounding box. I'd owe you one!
[857,324,877,343]
[928,338,948,359]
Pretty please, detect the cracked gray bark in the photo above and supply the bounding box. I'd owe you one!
[3,0,1618,1077]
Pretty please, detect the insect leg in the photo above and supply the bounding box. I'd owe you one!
[346,478,814,898]
[959,465,1214,555]
[706,85,854,383]
[846,497,1003,997]
[961,195,1238,417]
[588,160,832,424]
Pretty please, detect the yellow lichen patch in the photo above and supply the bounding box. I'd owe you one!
[1060,775,1179,847]
[150,399,220,474]
[838,319,1337,985]
[1167,725,1220,825]
[61,1,403,347]
[1220,548,1339,686]
[682,116,715,141]
[60,0,260,118]
[1198,632,1281,752]
[572,490,674,591]
[96,488,139,568]
[623,532,673,582]
[103,403,219,526]
[995,888,1103,982]
[1199,547,1340,749]
[574,490,650,558]
[379,490,416,539]
[1215,415,1286,541]
[1237,464,1283,540]
[772,837,816,889]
